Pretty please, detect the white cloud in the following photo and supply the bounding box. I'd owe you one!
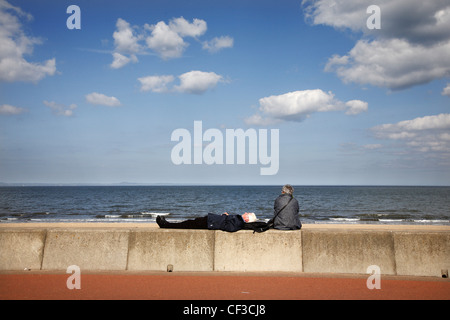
[0,0,32,21]
[110,52,137,69]
[0,104,25,115]
[110,16,231,67]
[168,17,207,38]
[43,101,76,117]
[325,39,450,90]
[138,71,223,94]
[0,0,56,82]
[145,20,187,60]
[202,36,234,53]
[303,0,367,31]
[303,0,450,90]
[374,113,450,134]
[145,17,208,60]
[371,113,450,153]
[345,100,368,115]
[259,89,338,118]
[442,83,450,97]
[110,18,142,68]
[246,89,367,125]
[85,92,121,107]
[175,70,223,94]
[113,18,142,54]
[138,75,175,93]
[303,0,450,45]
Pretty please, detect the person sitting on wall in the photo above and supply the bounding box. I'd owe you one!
[272,184,302,230]
[156,212,257,232]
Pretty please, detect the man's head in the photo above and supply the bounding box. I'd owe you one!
[282,184,294,195]
[242,212,257,223]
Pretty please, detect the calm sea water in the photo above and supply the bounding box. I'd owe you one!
[0,185,449,225]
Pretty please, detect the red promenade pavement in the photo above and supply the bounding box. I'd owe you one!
[1,272,449,300]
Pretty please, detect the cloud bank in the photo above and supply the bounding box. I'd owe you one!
[372,113,450,154]
[110,16,233,68]
[303,0,450,90]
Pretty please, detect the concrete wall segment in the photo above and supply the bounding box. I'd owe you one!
[127,229,214,271]
[0,229,46,271]
[302,229,396,275]
[214,229,302,272]
[394,231,450,277]
[41,229,129,271]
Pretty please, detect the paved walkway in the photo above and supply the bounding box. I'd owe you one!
[1,272,449,300]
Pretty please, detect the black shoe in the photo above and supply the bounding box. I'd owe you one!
[156,215,168,228]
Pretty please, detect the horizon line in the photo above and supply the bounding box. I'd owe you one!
[1,182,449,187]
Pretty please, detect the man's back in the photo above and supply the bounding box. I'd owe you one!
[273,193,301,230]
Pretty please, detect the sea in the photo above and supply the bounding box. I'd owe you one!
[0,185,449,225]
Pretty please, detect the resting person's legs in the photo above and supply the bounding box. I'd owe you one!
[156,215,208,229]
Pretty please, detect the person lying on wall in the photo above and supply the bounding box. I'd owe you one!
[156,212,258,232]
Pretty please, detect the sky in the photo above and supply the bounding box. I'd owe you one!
[0,0,449,186]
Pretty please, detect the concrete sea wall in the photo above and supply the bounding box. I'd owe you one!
[0,224,449,277]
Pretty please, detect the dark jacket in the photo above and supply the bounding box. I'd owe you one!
[207,213,245,232]
[273,193,301,230]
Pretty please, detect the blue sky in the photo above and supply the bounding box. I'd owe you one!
[0,0,449,185]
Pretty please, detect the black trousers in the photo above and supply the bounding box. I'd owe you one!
[161,216,208,229]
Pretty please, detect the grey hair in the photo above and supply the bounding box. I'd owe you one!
[282,184,294,195]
